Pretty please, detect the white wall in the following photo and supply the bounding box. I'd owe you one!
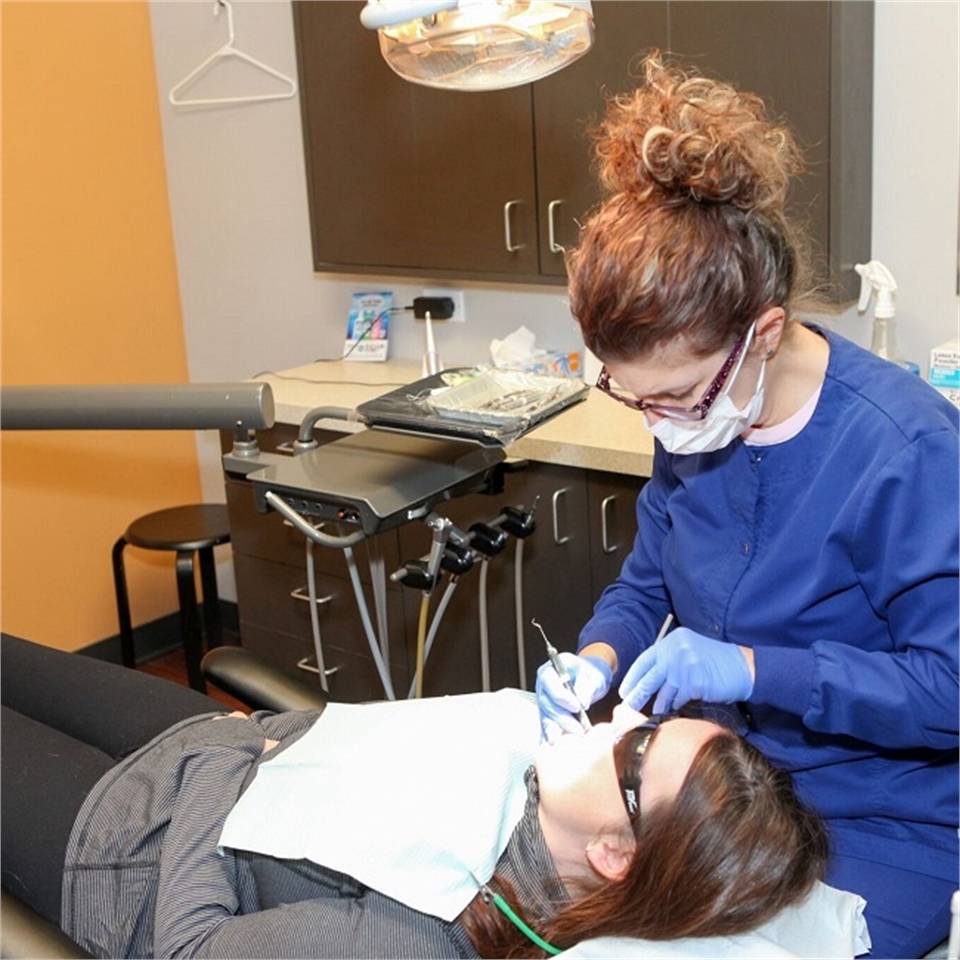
[149,0,960,600]
[827,0,960,362]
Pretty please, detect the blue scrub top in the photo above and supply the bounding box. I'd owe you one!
[580,327,959,881]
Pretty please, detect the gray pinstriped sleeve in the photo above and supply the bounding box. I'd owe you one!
[64,710,479,958]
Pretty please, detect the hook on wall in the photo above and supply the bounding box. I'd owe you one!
[168,0,298,108]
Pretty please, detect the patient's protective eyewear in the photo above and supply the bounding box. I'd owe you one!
[612,717,664,820]
[612,702,751,820]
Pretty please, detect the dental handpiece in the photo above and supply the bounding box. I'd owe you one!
[532,619,592,731]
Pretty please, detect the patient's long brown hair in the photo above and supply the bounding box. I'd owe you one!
[460,730,827,958]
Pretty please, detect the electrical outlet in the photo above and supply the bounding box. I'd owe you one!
[422,287,466,323]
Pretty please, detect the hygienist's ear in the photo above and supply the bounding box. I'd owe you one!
[754,306,786,357]
[585,832,635,881]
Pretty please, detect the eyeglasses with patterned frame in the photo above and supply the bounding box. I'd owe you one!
[595,330,749,422]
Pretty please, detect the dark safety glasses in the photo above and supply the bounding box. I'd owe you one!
[612,717,665,820]
[595,329,748,422]
[612,702,752,820]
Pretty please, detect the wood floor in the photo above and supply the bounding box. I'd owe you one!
[137,646,249,712]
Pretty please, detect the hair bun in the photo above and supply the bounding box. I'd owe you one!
[595,54,803,216]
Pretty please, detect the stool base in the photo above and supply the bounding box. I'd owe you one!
[112,505,231,693]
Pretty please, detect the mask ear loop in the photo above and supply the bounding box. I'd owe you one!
[719,321,757,400]
[481,885,562,956]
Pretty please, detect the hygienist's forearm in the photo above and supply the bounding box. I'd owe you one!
[579,642,618,677]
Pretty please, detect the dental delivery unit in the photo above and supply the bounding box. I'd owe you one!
[3,369,588,701]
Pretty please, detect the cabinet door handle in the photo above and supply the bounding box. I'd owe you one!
[547,199,564,254]
[503,200,524,252]
[290,587,334,605]
[551,487,571,545]
[600,494,619,555]
[296,657,340,678]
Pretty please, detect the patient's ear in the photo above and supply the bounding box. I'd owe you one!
[585,832,635,881]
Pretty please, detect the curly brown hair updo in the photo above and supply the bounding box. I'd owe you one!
[568,53,815,363]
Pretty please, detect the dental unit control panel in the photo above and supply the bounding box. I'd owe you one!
[240,430,506,537]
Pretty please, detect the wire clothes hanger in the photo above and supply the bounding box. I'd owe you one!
[169,0,297,107]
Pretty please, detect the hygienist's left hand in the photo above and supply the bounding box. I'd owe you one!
[618,627,754,714]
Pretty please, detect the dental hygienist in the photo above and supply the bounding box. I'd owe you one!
[536,54,959,960]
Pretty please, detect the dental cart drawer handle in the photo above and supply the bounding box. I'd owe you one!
[548,200,564,254]
[504,200,524,252]
[600,495,619,555]
[290,587,334,605]
[296,657,340,678]
[552,488,570,545]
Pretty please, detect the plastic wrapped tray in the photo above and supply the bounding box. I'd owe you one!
[356,367,589,446]
[428,369,580,420]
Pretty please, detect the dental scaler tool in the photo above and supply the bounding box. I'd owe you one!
[532,619,592,731]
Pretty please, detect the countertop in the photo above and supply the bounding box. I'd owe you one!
[251,360,655,477]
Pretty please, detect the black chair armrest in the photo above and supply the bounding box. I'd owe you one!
[201,646,329,714]
[0,888,90,959]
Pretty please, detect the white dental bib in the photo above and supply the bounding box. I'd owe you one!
[218,689,540,921]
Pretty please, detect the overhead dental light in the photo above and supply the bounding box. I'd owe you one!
[360,0,594,91]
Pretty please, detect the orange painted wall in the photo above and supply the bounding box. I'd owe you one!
[2,1,204,651]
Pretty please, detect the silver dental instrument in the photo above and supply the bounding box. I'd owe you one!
[532,618,592,731]
[654,613,674,644]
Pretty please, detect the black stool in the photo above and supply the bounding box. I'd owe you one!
[112,504,231,691]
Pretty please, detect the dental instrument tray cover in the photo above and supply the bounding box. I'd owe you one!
[357,367,589,446]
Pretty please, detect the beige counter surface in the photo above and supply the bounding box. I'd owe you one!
[251,360,655,478]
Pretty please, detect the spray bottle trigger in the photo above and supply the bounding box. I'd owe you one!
[856,267,873,313]
[855,261,898,318]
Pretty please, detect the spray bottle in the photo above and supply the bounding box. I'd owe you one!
[855,260,919,374]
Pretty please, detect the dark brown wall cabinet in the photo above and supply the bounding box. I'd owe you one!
[294,0,872,299]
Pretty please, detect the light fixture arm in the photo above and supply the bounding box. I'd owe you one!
[360,0,459,30]
[1,383,275,432]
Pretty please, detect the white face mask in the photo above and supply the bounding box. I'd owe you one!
[645,327,766,456]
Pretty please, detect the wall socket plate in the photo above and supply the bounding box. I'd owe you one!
[422,286,466,323]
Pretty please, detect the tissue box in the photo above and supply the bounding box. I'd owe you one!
[929,338,960,406]
[504,350,581,379]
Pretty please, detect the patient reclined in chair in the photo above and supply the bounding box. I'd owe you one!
[0,634,868,959]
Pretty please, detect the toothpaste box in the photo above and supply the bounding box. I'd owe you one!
[343,292,391,362]
[929,338,960,406]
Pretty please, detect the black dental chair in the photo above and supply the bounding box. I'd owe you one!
[1,644,953,960]
[0,645,329,960]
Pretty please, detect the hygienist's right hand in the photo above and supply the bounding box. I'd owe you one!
[535,653,613,743]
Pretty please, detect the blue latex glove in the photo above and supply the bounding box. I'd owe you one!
[618,627,754,714]
[535,653,612,743]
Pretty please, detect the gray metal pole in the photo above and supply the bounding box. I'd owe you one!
[0,383,275,431]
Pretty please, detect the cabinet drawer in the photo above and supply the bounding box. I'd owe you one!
[238,621,404,704]
[586,471,646,601]
[234,554,410,669]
